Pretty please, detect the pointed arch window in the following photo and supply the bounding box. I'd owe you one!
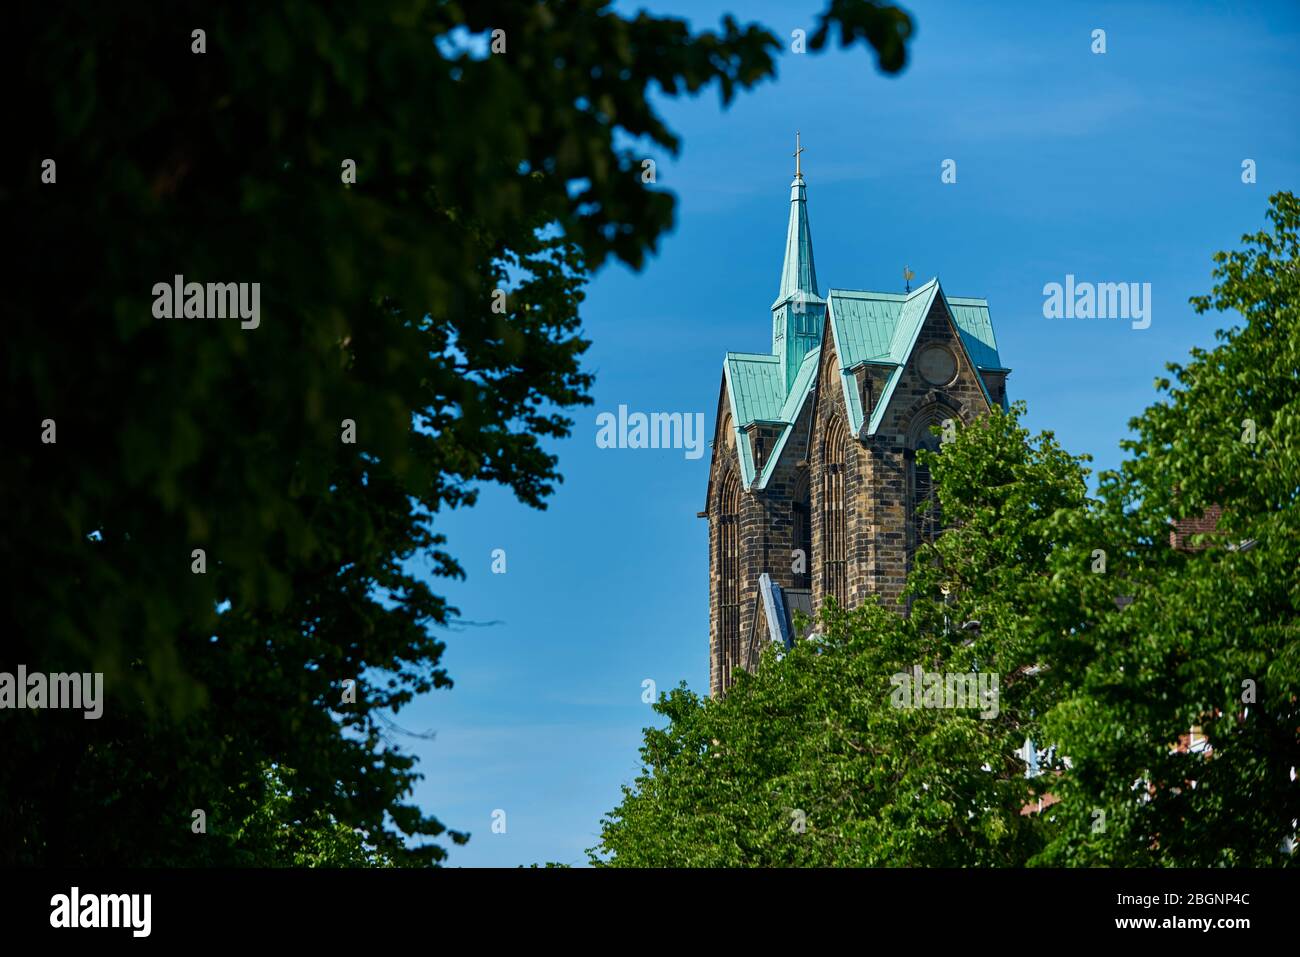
[821,415,848,603]
[908,409,948,551]
[718,470,741,689]
[792,470,811,590]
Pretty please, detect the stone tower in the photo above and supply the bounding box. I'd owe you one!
[703,143,1012,697]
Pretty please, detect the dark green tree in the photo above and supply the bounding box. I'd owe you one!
[225,765,400,867]
[5,1,913,864]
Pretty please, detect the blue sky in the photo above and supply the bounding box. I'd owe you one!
[396,0,1300,866]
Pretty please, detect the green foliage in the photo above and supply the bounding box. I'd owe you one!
[594,194,1299,867]
[6,1,913,865]
[229,766,400,867]
[594,407,1087,866]
[1031,191,1300,866]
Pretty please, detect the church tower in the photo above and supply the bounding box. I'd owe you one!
[703,138,1011,697]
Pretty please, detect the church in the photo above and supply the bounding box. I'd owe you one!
[702,140,1012,697]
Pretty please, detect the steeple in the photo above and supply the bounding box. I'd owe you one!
[776,132,819,307]
[772,132,825,390]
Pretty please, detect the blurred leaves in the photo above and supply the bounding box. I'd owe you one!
[5,0,912,865]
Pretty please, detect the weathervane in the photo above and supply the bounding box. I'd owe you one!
[904,264,915,293]
[794,131,805,179]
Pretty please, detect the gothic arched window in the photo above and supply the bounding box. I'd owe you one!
[820,415,848,604]
[907,408,949,552]
[792,470,811,590]
[718,470,741,689]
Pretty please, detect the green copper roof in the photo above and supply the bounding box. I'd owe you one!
[722,352,782,487]
[715,153,1009,488]
[771,171,825,393]
[946,297,1008,371]
[825,283,1006,373]
[753,348,819,489]
[724,277,1009,483]
[722,347,820,490]
[821,288,908,364]
[825,279,1002,437]
[724,353,785,425]
[774,175,819,309]
[776,347,820,423]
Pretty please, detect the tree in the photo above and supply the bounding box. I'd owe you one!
[1031,191,1300,866]
[593,405,1089,866]
[593,194,1299,868]
[5,1,914,864]
[227,765,400,867]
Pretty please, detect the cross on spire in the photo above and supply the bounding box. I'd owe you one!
[794,131,806,179]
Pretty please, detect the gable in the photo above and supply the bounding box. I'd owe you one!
[825,278,1003,436]
[827,283,1008,372]
[714,278,1008,486]
[703,375,735,512]
[724,353,785,426]
[751,348,819,490]
[947,297,1007,371]
[872,287,994,440]
[717,347,820,491]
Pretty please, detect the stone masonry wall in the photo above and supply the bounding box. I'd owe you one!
[709,293,1002,694]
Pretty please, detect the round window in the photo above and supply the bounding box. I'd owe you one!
[917,345,957,386]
